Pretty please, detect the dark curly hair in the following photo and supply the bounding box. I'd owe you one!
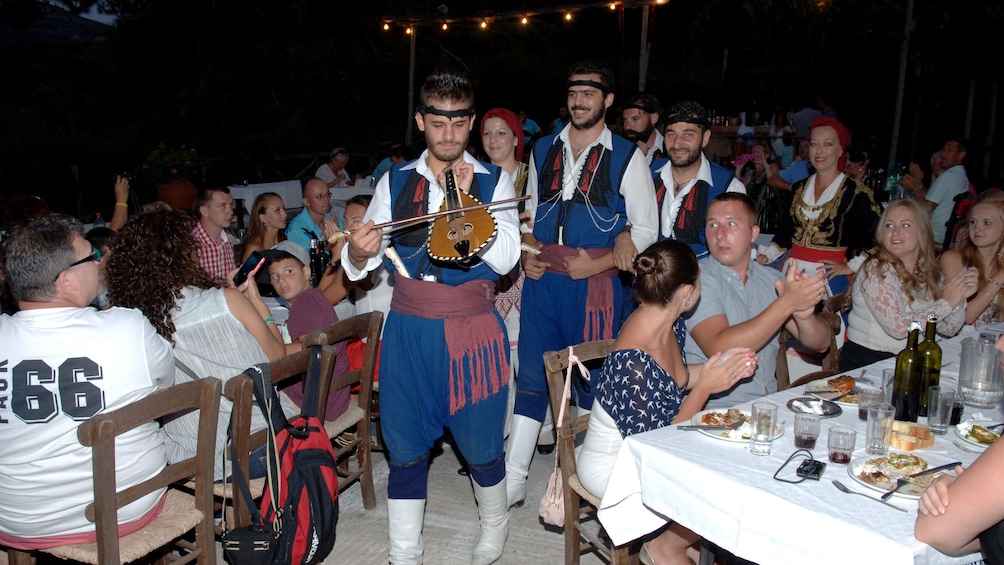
[105,210,220,341]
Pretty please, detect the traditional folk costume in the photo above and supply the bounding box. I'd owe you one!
[506,122,657,509]
[341,149,520,565]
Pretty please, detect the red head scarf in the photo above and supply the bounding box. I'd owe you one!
[809,116,851,172]
[480,108,525,163]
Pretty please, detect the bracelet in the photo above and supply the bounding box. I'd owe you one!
[983,287,997,300]
[264,317,275,324]
[990,279,1004,288]
[115,202,128,208]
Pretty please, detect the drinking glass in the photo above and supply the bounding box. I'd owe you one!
[928,386,955,435]
[827,427,856,464]
[794,413,821,450]
[857,389,884,421]
[749,402,778,456]
[865,403,895,455]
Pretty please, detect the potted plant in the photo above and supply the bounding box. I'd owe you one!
[146,143,200,210]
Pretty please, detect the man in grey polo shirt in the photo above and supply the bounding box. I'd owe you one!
[684,192,833,408]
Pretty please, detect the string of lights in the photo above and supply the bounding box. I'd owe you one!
[381,0,667,33]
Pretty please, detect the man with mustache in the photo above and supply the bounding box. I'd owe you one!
[505,60,658,510]
[342,71,520,565]
[621,91,665,165]
[652,100,746,258]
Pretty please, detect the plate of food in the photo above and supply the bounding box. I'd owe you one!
[690,408,784,443]
[955,420,1000,449]
[805,374,859,405]
[848,453,942,499]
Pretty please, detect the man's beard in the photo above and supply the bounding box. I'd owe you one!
[624,122,654,144]
[571,105,606,131]
[670,146,701,169]
[429,139,467,164]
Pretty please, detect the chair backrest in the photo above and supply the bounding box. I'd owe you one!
[302,311,384,412]
[224,345,337,526]
[85,377,222,565]
[543,340,615,493]
[776,293,845,391]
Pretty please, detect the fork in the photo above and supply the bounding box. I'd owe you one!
[831,480,906,512]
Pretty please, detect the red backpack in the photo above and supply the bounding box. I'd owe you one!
[247,345,339,565]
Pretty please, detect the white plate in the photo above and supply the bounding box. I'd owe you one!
[954,420,998,449]
[809,386,862,407]
[847,455,944,499]
[690,409,784,443]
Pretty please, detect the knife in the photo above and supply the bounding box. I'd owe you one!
[880,461,962,500]
[678,424,736,431]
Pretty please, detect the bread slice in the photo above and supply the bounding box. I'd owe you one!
[889,421,935,451]
[890,433,934,451]
[892,420,932,439]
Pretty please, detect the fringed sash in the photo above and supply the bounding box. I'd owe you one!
[391,274,509,414]
[538,243,617,342]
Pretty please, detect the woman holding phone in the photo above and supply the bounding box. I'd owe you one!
[105,210,290,482]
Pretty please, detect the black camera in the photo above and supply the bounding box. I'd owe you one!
[112,172,133,183]
[796,459,826,480]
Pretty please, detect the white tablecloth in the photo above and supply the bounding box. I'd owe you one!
[228,180,304,210]
[598,327,996,565]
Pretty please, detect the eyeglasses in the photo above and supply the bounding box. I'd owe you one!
[54,248,101,281]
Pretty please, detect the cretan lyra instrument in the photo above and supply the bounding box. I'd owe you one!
[327,177,529,262]
[426,167,496,262]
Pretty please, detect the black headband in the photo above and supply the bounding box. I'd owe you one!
[665,113,712,129]
[417,104,476,119]
[624,102,658,114]
[566,79,610,95]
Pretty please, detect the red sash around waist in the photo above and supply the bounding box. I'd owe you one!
[537,243,617,342]
[390,274,508,414]
[790,243,847,264]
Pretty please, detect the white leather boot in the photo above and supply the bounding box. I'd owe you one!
[536,405,555,454]
[471,481,510,565]
[387,498,425,565]
[504,414,541,509]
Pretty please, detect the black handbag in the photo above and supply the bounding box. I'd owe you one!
[220,425,281,564]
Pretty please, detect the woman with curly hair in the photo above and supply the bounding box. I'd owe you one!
[839,199,977,371]
[939,190,1004,327]
[241,192,287,262]
[105,210,291,481]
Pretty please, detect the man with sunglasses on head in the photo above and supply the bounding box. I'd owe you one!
[0,215,174,551]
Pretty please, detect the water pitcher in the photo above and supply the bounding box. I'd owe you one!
[959,336,1004,408]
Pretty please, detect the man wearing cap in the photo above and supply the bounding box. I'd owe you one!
[505,60,658,511]
[621,91,665,165]
[342,71,520,565]
[652,100,746,258]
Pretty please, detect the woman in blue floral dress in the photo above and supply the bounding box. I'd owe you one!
[578,240,758,565]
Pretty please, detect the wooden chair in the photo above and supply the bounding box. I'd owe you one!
[788,370,839,390]
[776,292,846,391]
[543,339,639,565]
[6,378,222,565]
[302,310,383,510]
[224,346,337,526]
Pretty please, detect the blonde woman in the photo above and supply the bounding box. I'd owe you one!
[839,199,976,370]
[241,192,287,262]
[939,190,1004,327]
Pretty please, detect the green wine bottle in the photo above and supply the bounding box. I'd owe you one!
[892,323,922,422]
[917,315,942,418]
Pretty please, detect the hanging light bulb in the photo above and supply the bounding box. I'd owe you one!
[564,12,572,21]
[609,3,617,9]
[382,22,390,31]
[442,22,448,30]
[405,27,412,34]
[521,16,528,25]
[480,20,487,29]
